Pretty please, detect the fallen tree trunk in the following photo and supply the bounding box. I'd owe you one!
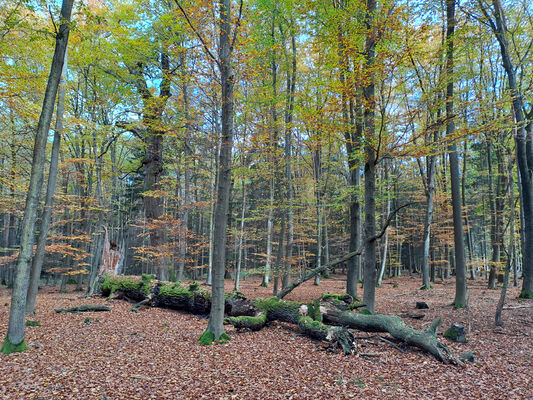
[324,310,455,363]
[55,305,111,313]
[100,275,457,362]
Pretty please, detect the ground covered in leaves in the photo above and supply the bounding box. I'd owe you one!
[0,275,531,399]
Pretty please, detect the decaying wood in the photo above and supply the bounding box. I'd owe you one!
[324,310,455,363]
[55,305,111,313]
[100,275,458,363]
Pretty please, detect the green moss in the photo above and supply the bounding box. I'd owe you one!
[253,297,301,324]
[519,291,533,299]
[225,290,245,300]
[259,282,268,287]
[198,330,215,345]
[198,330,230,345]
[444,328,458,341]
[307,299,323,322]
[0,337,29,354]
[453,301,466,309]
[321,293,357,303]
[218,332,231,343]
[227,314,267,331]
[101,275,149,296]
[159,282,194,298]
[84,317,91,325]
[298,316,329,339]
[359,309,372,315]
[188,281,200,292]
[25,320,41,327]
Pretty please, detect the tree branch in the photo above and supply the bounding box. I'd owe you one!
[173,0,219,67]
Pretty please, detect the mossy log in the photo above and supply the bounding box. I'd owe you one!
[100,276,454,362]
[55,305,111,313]
[324,310,455,363]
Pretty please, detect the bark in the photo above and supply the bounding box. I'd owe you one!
[337,24,362,299]
[207,0,235,340]
[324,311,455,363]
[363,0,377,314]
[54,305,111,313]
[445,0,467,307]
[1,0,73,354]
[26,49,68,314]
[481,0,533,297]
[234,182,246,291]
[281,25,297,290]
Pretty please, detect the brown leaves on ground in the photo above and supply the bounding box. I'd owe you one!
[0,275,531,399]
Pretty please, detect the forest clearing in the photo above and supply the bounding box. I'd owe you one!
[0,275,531,399]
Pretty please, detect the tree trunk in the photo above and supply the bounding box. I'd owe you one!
[235,182,246,291]
[1,0,73,354]
[445,0,467,308]
[26,49,68,314]
[483,0,533,298]
[206,0,235,341]
[362,0,377,314]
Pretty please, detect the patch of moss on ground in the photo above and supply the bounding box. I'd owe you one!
[359,309,372,315]
[519,291,533,299]
[25,320,41,327]
[453,301,466,309]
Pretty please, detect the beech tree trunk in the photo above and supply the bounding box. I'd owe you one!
[1,0,73,354]
[362,0,377,314]
[26,49,68,315]
[446,0,467,307]
[483,0,533,297]
[206,0,235,340]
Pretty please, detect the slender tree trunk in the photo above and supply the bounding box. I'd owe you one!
[282,27,296,290]
[1,0,73,354]
[206,0,234,341]
[262,178,274,287]
[338,26,362,298]
[445,0,467,307]
[483,0,533,297]
[377,163,390,286]
[362,0,377,314]
[235,182,246,291]
[422,152,436,289]
[26,50,67,314]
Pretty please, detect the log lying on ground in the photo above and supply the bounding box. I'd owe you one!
[55,305,111,313]
[100,275,456,362]
[324,310,455,363]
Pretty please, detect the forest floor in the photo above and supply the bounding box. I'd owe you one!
[0,274,531,399]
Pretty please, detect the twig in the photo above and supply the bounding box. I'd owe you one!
[378,335,405,353]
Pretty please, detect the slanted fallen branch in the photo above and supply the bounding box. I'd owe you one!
[277,203,412,300]
[55,305,111,313]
